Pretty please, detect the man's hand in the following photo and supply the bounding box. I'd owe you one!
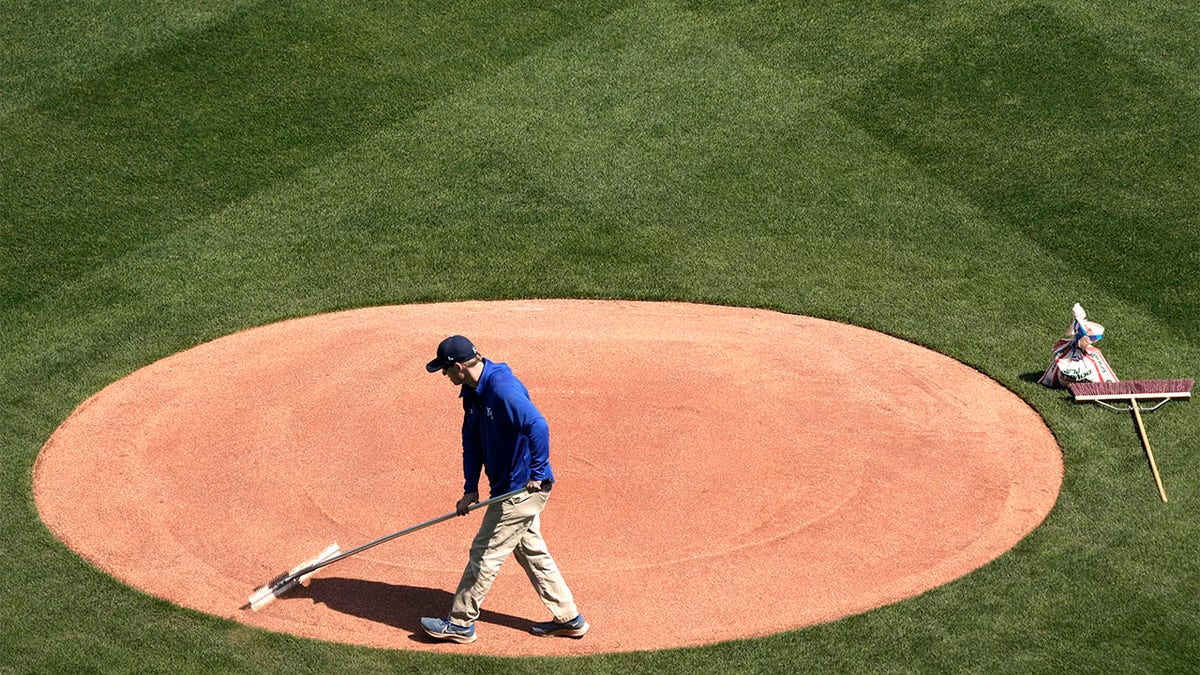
[456,492,479,516]
[525,479,543,492]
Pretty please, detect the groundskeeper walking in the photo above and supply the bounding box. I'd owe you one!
[419,335,588,644]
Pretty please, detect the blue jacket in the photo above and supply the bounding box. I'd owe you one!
[460,360,554,497]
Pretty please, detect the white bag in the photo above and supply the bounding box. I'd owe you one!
[1038,304,1119,388]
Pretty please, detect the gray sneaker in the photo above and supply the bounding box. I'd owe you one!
[531,614,589,638]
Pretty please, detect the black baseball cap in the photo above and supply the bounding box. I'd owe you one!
[426,335,478,372]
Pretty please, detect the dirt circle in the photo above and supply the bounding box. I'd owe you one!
[34,300,1062,656]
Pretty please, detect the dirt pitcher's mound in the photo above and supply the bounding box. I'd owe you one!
[34,300,1062,656]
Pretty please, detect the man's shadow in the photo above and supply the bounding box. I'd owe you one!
[288,577,531,642]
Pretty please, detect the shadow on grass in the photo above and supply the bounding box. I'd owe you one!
[1019,371,1045,385]
[288,577,531,643]
[1019,371,1078,417]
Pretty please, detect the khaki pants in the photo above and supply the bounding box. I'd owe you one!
[449,490,578,626]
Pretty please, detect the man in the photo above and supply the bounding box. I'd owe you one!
[419,335,588,644]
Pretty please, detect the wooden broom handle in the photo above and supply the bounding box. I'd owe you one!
[1131,402,1168,503]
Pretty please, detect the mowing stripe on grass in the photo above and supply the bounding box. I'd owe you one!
[840,5,1200,334]
[0,0,629,315]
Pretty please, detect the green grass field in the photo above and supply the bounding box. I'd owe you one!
[3,1,1198,672]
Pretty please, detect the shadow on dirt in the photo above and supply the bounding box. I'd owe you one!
[289,577,531,642]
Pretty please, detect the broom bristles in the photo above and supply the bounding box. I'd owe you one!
[247,543,340,611]
[1068,379,1193,401]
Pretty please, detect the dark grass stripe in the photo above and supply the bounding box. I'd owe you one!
[839,5,1200,334]
[0,0,628,314]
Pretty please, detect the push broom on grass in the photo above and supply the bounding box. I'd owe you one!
[1068,378,1193,503]
[248,486,530,611]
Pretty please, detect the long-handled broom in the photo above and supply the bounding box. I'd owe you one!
[1067,379,1193,503]
[248,486,530,611]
